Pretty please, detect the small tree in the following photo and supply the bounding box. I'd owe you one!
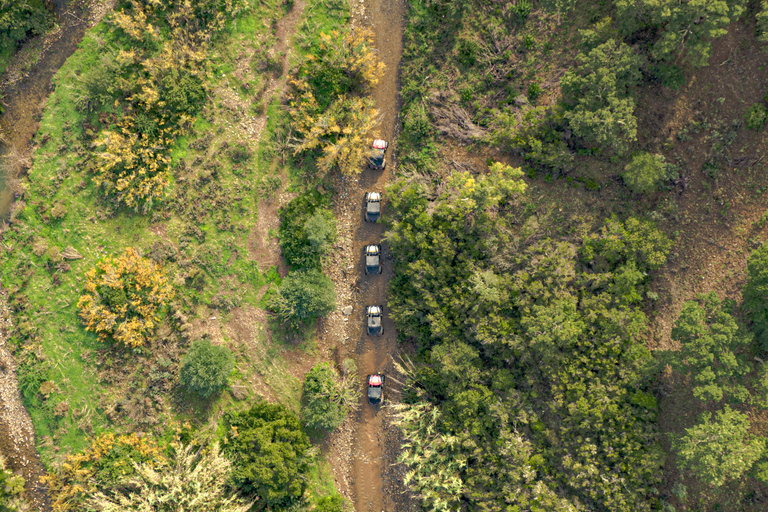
[560,39,642,153]
[622,152,666,194]
[669,292,751,404]
[78,247,174,347]
[179,338,235,397]
[269,269,336,326]
[674,406,765,487]
[0,455,30,512]
[222,402,311,509]
[302,363,356,432]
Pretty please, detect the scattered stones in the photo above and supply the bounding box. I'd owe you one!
[342,306,353,316]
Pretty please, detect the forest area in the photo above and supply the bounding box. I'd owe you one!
[3,0,768,511]
[388,0,768,511]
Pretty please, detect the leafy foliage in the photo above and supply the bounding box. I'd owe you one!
[0,455,29,512]
[278,191,334,270]
[78,247,173,348]
[288,27,384,176]
[746,103,767,131]
[179,338,235,398]
[269,269,336,326]
[674,406,765,487]
[222,402,311,509]
[0,0,52,56]
[667,292,752,404]
[387,160,670,510]
[44,432,166,511]
[301,363,355,431]
[744,243,768,350]
[560,39,642,153]
[84,0,245,212]
[622,152,667,194]
[86,442,254,512]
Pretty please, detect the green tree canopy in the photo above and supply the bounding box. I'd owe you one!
[222,402,311,509]
[179,338,235,398]
[560,39,642,153]
[668,292,751,404]
[674,405,765,487]
[622,152,667,194]
[269,268,337,326]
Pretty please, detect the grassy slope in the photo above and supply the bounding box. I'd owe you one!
[1,6,347,508]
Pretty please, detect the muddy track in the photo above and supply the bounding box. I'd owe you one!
[345,0,408,511]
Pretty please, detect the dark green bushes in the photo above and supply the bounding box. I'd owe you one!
[222,402,311,509]
[179,338,235,398]
[0,0,52,58]
[278,191,335,270]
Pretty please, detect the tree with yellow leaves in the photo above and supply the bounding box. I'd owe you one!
[78,247,173,348]
[288,27,385,176]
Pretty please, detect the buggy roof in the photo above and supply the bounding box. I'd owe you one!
[372,139,388,149]
[367,192,381,201]
[369,374,382,386]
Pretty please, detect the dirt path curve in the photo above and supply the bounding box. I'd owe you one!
[345,1,408,511]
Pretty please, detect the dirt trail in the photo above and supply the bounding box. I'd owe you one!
[344,0,408,511]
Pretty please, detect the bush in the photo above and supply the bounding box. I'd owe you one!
[278,191,334,269]
[269,269,336,326]
[77,247,174,347]
[179,338,235,397]
[304,211,335,253]
[622,152,667,194]
[746,103,767,131]
[222,402,311,509]
[302,363,355,431]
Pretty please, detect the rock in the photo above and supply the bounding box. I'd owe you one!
[342,306,353,316]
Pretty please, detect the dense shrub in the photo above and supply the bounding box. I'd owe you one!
[301,363,354,431]
[622,152,667,194]
[288,27,384,176]
[387,166,670,510]
[179,338,235,397]
[78,247,174,347]
[0,455,28,512]
[43,432,166,511]
[278,191,334,269]
[222,402,311,509]
[269,269,336,326]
